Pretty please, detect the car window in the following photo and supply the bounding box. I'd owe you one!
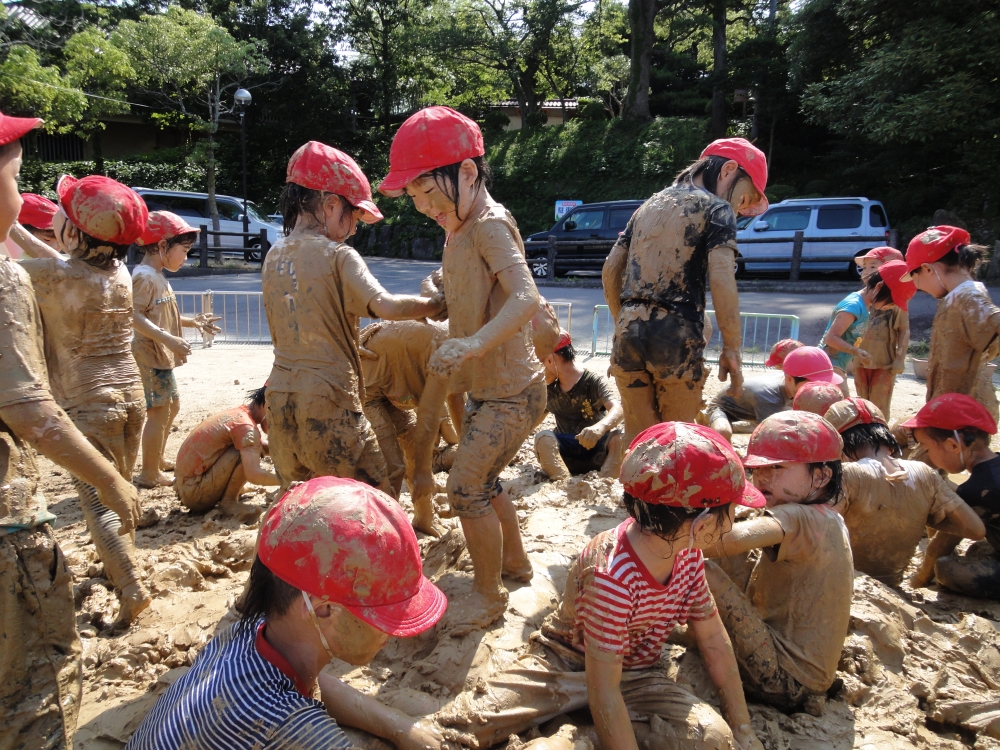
[736,215,755,230]
[816,205,862,230]
[215,200,243,222]
[869,205,887,228]
[151,196,207,219]
[565,209,604,231]
[757,209,810,231]
[609,207,636,230]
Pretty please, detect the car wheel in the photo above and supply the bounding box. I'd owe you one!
[244,241,264,263]
[531,259,549,279]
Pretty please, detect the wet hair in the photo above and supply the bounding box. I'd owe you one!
[791,376,809,388]
[840,423,902,460]
[246,384,267,408]
[424,156,492,221]
[806,461,843,505]
[554,342,576,363]
[623,491,731,544]
[675,155,752,203]
[239,556,300,632]
[77,231,131,266]
[934,244,986,272]
[135,232,198,256]
[865,270,894,306]
[280,182,354,237]
[923,425,990,448]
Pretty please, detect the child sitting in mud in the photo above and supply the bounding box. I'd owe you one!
[434,422,765,750]
[534,331,624,480]
[905,394,1000,597]
[825,397,984,586]
[380,106,544,632]
[173,385,279,519]
[132,211,221,488]
[126,477,472,750]
[704,410,854,715]
[792,380,845,417]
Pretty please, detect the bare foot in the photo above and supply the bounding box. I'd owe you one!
[908,566,935,589]
[135,472,174,489]
[160,460,175,472]
[441,588,508,636]
[501,556,533,583]
[412,511,442,538]
[112,582,152,631]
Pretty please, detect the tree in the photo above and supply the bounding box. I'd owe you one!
[621,0,656,119]
[0,45,86,129]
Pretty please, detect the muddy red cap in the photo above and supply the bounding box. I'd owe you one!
[855,246,904,266]
[0,109,42,147]
[901,394,997,435]
[876,260,916,311]
[18,193,58,230]
[621,422,766,509]
[902,226,971,281]
[765,338,803,368]
[825,397,886,434]
[700,138,769,216]
[379,106,484,197]
[259,476,447,637]
[138,210,201,246]
[554,330,572,351]
[792,381,844,417]
[782,346,843,385]
[56,175,148,245]
[287,141,383,224]
[744,410,844,468]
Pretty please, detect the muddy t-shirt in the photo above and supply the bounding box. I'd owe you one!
[0,259,54,532]
[927,281,1000,402]
[360,320,449,410]
[708,372,789,423]
[747,502,853,692]
[175,406,260,481]
[958,455,1000,554]
[131,264,183,370]
[840,459,964,583]
[441,200,543,401]
[546,371,615,435]
[862,306,907,370]
[820,292,869,371]
[262,234,385,412]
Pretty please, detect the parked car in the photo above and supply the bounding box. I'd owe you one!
[132,188,285,262]
[524,200,644,278]
[737,197,891,279]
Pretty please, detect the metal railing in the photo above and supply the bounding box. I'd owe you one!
[549,301,572,333]
[175,291,271,344]
[590,305,799,367]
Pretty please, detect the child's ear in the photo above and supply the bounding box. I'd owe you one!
[811,464,833,490]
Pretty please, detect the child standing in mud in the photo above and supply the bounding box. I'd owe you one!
[262,141,444,494]
[434,423,764,750]
[602,138,769,444]
[132,211,220,488]
[380,106,545,633]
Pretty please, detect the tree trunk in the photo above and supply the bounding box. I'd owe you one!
[207,78,221,260]
[91,129,105,176]
[710,0,728,139]
[767,114,777,168]
[622,0,655,120]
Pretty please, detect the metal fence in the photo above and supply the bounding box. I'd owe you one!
[590,305,800,367]
[175,291,271,344]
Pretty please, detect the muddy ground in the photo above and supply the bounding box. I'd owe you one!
[47,345,1000,750]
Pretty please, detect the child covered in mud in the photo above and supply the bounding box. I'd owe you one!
[824,397,984,586]
[704,411,854,714]
[602,138,769,442]
[127,476,473,750]
[262,141,444,494]
[0,107,143,750]
[132,211,221,488]
[792,380,845,417]
[764,337,803,369]
[434,422,765,750]
[379,106,544,632]
[534,331,624,480]
[20,174,153,626]
[905,394,1000,597]
[174,385,278,519]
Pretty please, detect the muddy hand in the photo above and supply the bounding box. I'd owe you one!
[167,334,192,358]
[855,348,873,367]
[98,475,142,535]
[193,313,222,334]
[718,347,744,398]
[429,337,478,378]
[399,718,478,750]
[575,424,604,450]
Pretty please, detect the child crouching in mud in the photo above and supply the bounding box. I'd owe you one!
[434,423,765,750]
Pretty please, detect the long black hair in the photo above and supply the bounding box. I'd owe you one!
[840,423,902,460]
[239,557,300,632]
[424,156,492,221]
[675,154,752,204]
[865,270,894,306]
[279,183,355,237]
[622,492,732,545]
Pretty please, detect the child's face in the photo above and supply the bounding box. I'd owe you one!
[404,159,479,234]
[323,605,390,666]
[750,462,826,507]
[27,226,58,249]
[159,239,190,272]
[0,141,23,241]
[542,354,558,384]
[912,428,965,473]
[908,263,947,298]
[859,257,883,282]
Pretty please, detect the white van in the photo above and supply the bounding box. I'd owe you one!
[736,197,891,279]
[132,188,284,262]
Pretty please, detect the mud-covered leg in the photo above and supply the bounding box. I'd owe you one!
[616,371,660,447]
[494,486,532,582]
[365,398,407,498]
[534,430,570,480]
[935,543,1000,599]
[599,429,625,478]
[654,376,706,425]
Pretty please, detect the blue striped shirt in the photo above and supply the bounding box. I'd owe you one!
[126,620,353,750]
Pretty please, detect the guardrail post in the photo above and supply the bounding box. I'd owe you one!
[790,230,804,281]
[259,228,270,261]
[214,228,223,266]
[199,225,209,268]
[546,235,556,283]
[888,228,899,249]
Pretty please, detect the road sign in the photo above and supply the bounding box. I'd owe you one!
[555,200,583,221]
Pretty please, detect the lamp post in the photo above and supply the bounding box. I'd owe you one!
[234,87,252,235]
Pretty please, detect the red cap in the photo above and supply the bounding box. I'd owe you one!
[700,138,769,216]
[902,226,971,281]
[792,381,844,417]
[876,260,916,311]
[782,346,843,385]
[901,394,998,435]
[554,330,572,351]
[18,193,58,230]
[854,247,904,266]
[378,107,484,197]
[56,175,148,245]
[621,422,766,509]
[138,210,201,246]
[258,476,446,637]
[765,338,803,368]
[287,141,383,224]
[824,397,887,434]
[743,410,844,468]
[0,110,42,147]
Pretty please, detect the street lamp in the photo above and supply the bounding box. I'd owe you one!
[234,87,252,235]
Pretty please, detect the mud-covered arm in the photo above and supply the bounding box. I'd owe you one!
[179,313,221,334]
[8,223,62,259]
[824,311,868,362]
[602,236,629,321]
[446,392,465,441]
[239,446,279,486]
[369,291,444,321]
[705,516,785,559]
[0,400,141,534]
[708,247,744,396]
[584,645,639,750]
[892,311,910,373]
[928,500,985,540]
[133,309,191,356]
[576,399,623,449]
[412,372,450,507]
[910,531,964,588]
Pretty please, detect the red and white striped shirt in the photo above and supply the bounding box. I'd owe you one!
[561,519,716,670]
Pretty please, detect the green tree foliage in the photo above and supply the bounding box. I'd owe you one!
[0,45,86,129]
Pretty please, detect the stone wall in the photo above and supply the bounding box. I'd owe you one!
[349,223,444,260]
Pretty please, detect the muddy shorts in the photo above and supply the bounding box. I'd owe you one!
[139,367,179,409]
[555,431,612,475]
[853,367,896,419]
[176,446,243,513]
[266,390,388,493]
[610,304,706,383]
[447,380,547,519]
[0,526,81,750]
[64,392,145,480]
